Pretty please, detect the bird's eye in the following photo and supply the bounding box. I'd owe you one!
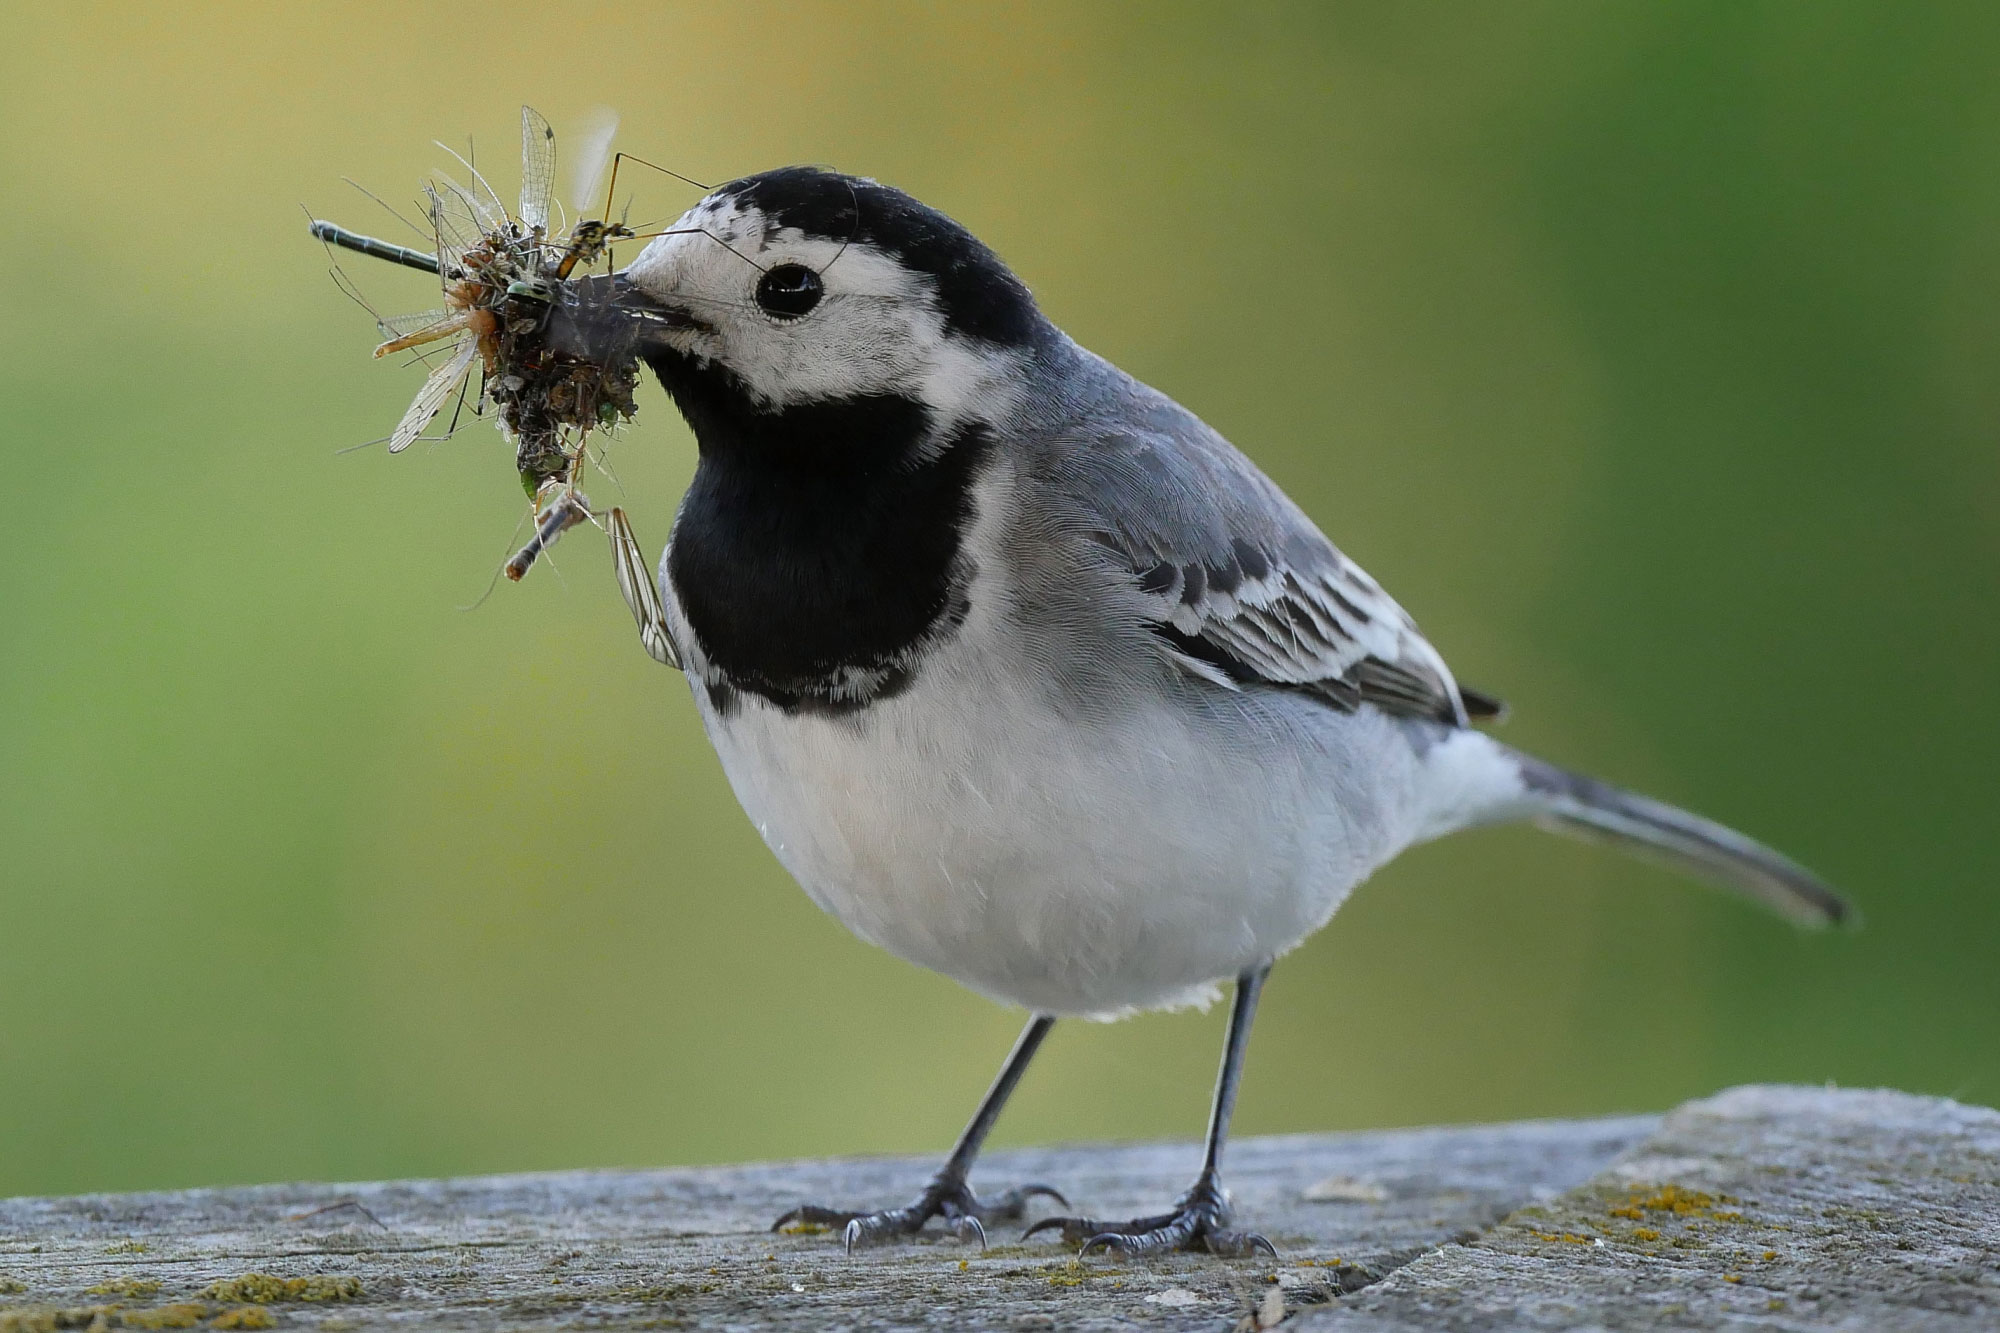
[754,263,823,319]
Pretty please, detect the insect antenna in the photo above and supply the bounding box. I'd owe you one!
[817,175,862,277]
[613,226,768,272]
[608,152,710,193]
[323,258,384,322]
[341,177,430,239]
[434,140,508,225]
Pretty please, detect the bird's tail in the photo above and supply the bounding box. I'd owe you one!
[1418,731,1852,928]
[1509,746,1852,928]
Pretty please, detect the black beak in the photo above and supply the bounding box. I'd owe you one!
[545,273,706,362]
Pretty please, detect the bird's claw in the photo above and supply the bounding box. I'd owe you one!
[1023,1179,1274,1258]
[773,1177,1067,1250]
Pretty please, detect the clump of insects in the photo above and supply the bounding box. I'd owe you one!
[312,108,691,669]
[310,106,681,587]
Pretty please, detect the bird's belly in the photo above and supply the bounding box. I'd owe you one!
[694,651,1418,1017]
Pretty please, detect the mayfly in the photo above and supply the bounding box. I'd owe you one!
[311,107,650,577]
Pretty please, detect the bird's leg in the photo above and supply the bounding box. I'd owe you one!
[1026,966,1276,1258]
[771,1014,1068,1250]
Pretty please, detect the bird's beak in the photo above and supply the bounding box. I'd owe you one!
[545,273,704,363]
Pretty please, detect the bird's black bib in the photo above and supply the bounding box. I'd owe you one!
[651,351,988,716]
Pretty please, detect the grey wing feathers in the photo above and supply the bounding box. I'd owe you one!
[1041,387,1479,725]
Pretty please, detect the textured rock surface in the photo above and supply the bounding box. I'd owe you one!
[1,1086,1994,1330]
[1297,1085,2000,1332]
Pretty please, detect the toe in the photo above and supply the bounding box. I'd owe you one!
[976,1182,1070,1220]
[772,1204,859,1233]
[1206,1229,1278,1259]
[1023,1214,1099,1246]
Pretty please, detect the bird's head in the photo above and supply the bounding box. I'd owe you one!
[620,168,1049,460]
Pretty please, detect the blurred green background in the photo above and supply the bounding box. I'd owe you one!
[3,2,1996,1200]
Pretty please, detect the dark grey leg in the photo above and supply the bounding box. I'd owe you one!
[772,1014,1067,1251]
[1025,967,1277,1258]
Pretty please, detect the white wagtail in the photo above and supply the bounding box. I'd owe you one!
[596,167,1850,1258]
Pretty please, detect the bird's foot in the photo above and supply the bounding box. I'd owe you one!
[1023,1174,1275,1258]
[773,1174,1068,1252]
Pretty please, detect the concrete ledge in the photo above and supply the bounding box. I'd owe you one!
[1,1086,1993,1330]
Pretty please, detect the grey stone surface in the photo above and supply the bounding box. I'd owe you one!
[0,1115,1651,1330]
[1296,1085,2000,1332]
[2,1086,1993,1330]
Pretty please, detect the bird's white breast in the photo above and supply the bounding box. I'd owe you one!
[666,476,1436,1018]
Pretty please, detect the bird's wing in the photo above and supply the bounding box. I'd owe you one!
[1037,394,1495,726]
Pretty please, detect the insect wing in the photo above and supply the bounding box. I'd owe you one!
[567,107,618,215]
[387,338,477,454]
[609,507,679,668]
[375,307,453,340]
[519,106,556,234]
[423,183,481,277]
[433,174,504,242]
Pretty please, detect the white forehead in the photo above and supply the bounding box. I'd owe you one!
[623,193,1024,424]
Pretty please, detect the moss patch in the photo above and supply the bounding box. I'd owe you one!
[200,1275,359,1304]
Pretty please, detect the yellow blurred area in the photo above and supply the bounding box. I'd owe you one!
[2,3,1997,1198]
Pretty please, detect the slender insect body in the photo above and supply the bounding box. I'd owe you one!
[309,221,441,275]
[504,487,593,582]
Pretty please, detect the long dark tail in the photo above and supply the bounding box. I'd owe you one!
[1507,748,1853,928]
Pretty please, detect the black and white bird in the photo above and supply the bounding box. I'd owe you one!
[605,167,1850,1257]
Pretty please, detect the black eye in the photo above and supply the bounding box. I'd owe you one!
[755,263,823,319]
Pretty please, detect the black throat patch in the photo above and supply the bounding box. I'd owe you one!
[650,349,990,716]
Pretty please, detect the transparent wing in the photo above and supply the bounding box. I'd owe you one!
[438,174,505,233]
[519,106,556,233]
[567,107,618,215]
[608,507,679,668]
[387,338,477,454]
[373,310,469,358]
[423,182,481,275]
[375,307,453,340]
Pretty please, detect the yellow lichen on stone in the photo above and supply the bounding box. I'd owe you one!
[211,1307,276,1330]
[0,1280,24,1295]
[1604,1182,1753,1233]
[85,1279,161,1298]
[201,1275,360,1304]
[1632,1228,1661,1241]
[1627,1185,1718,1215]
[1529,1230,1596,1245]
